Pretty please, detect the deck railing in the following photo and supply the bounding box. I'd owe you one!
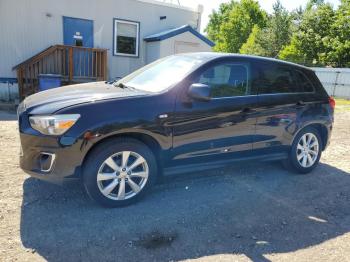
[13,45,108,99]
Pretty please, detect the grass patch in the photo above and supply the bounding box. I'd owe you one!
[335,98,350,105]
[335,98,350,111]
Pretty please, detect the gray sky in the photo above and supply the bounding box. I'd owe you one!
[192,0,341,32]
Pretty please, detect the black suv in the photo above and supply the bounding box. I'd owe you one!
[18,53,335,207]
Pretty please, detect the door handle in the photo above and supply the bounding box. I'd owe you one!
[241,107,252,113]
[220,122,234,128]
[295,101,306,108]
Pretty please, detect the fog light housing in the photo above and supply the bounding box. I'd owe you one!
[39,152,56,172]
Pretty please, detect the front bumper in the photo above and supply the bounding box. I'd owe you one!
[19,132,84,185]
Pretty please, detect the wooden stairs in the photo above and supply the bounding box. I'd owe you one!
[13,45,108,100]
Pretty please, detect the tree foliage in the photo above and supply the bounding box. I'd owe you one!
[205,0,267,53]
[239,25,266,56]
[279,1,335,66]
[206,0,350,67]
[205,1,236,44]
[240,0,292,57]
[323,0,350,67]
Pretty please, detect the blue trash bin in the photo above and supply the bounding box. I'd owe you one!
[38,74,62,91]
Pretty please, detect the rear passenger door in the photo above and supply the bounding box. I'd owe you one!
[252,61,315,154]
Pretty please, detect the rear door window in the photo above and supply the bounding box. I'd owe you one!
[252,62,300,94]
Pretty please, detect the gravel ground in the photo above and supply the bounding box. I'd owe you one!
[0,109,349,262]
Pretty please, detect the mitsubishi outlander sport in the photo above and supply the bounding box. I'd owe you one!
[18,53,335,207]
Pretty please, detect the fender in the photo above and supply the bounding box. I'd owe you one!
[290,120,332,150]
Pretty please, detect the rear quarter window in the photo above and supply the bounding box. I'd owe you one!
[293,70,315,93]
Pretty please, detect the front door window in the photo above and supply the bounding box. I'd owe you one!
[196,63,251,98]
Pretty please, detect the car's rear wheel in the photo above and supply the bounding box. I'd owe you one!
[283,127,322,174]
[83,138,157,207]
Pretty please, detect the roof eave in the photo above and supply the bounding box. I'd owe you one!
[144,25,215,47]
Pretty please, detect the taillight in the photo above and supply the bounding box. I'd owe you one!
[329,97,336,109]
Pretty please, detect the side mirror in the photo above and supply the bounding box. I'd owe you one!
[188,83,211,102]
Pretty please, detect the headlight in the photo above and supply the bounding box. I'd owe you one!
[29,114,80,135]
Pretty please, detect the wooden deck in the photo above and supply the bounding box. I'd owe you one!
[13,45,108,100]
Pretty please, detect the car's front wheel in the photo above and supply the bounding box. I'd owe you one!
[283,127,322,174]
[83,138,157,207]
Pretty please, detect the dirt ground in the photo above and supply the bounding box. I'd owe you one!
[0,107,349,262]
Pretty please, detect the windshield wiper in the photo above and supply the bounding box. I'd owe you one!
[106,77,122,85]
[113,82,136,90]
[114,82,127,89]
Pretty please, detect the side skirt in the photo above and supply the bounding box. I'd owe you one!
[163,152,288,176]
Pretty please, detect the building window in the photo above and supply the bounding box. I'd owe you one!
[113,19,139,57]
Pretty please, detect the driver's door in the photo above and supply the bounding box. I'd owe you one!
[170,58,258,166]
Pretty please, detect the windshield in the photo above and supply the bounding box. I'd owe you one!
[115,55,205,93]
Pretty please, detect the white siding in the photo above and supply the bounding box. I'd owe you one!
[146,42,161,64]
[146,31,212,64]
[0,0,201,79]
[312,68,350,99]
[160,31,212,57]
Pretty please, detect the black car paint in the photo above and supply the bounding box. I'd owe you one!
[18,54,333,184]
[170,57,257,167]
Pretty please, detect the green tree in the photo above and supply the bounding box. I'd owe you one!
[271,1,292,56]
[206,0,267,53]
[323,0,350,67]
[290,6,305,27]
[240,0,292,58]
[278,35,306,64]
[239,25,266,56]
[279,1,335,66]
[207,0,350,67]
[205,1,236,44]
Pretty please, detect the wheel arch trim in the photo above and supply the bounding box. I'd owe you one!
[80,130,166,176]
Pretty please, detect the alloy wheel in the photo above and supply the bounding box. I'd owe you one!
[96,151,149,200]
[296,133,319,168]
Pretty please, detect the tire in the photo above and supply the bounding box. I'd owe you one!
[83,138,157,207]
[283,126,323,174]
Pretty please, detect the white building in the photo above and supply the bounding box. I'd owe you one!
[0,0,214,102]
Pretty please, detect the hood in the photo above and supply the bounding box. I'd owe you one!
[21,81,149,115]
